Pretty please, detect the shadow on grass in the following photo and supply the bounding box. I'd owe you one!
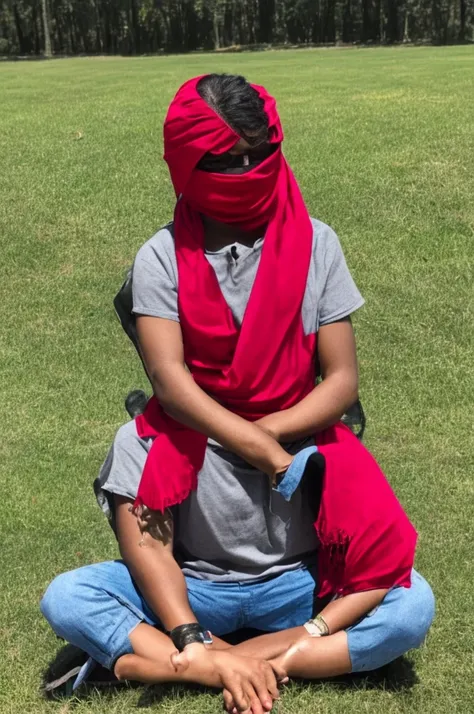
[44,635,418,706]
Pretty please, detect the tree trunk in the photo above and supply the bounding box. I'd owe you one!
[386,0,398,43]
[257,0,274,43]
[361,0,371,42]
[224,1,236,46]
[342,0,353,43]
[12,3,27,54]
[324,0,336,41]
[32,2,41,54]
[41,0,52,56]
[459,0,466,40]
[374,0,382,41]
[403,8,409,41]
[69,16,75,54]
[245,0,257,44]
[213,8,220,49]
[311,0,321,43]
[380,2,386,42]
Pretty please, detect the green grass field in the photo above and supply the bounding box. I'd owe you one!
[1,46,473,714]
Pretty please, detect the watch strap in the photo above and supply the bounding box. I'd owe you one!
[169,623,213,651]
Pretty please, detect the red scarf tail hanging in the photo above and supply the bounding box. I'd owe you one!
[134,397,207,512]
[315,424,418,599]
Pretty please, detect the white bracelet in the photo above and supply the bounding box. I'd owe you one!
[303,620,322,637]
[303,615,330,637]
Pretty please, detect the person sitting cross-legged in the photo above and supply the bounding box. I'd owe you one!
[41,74,435,714]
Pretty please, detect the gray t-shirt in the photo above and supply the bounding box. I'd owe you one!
[132,218,364,335]
[97,217,364,582]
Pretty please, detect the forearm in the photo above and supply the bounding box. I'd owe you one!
[152,362,292,479]
[318,588,389,635]
[123,545,196,630]
[116,497,196,631]
[233,589,388,662]
[233,627,307,661]
[122,548,230,652]
[256,317,359,443]
[117,632,235,687]
[256,369,358,442]
[117,648,224,687]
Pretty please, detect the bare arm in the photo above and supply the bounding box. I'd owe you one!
[116,495,285,712]
[255,317,359,442]
[115,494,196,630]
[136,315,292,480]
[316,588,389,634]
[233,589,388,662]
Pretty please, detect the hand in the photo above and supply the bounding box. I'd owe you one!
[223,659,289,714]
[171,644,282,713]
[255,415,294,484]
[130,504,173,545]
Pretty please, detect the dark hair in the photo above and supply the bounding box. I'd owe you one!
[197,74,268,146]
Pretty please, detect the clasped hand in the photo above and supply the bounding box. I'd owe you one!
[170,642,288,714]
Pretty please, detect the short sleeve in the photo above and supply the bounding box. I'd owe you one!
[94,420,152,532]
[132,226,180,322]
[316,223,365,326]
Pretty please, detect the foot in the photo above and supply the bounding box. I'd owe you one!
[42,645,90,699]
[43,645,123,699]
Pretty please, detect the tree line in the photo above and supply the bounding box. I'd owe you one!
[1,0,472,57]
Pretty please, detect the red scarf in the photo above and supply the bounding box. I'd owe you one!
[134,76,417,598]
[315,424,417,598]
[134,76,315,511]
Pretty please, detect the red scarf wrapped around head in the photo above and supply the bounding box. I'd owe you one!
[133,76,417,598]
[134,75,316,511]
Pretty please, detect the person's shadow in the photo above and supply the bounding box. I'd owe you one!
[43,631,418,707]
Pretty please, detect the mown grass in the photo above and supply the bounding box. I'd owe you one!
[0,46,473,713]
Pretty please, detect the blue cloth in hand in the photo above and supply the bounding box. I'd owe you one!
[275,446,318,501]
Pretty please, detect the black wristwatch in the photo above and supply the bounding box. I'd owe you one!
[169,623,213,652]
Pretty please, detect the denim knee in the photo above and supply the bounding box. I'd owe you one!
[40,563,143,669]
[40,570,82,639]
[347,571,435,672]
[401,573,436,648]
[384,573,435,652]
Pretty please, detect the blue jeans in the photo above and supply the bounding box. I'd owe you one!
[41,561,434,674]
